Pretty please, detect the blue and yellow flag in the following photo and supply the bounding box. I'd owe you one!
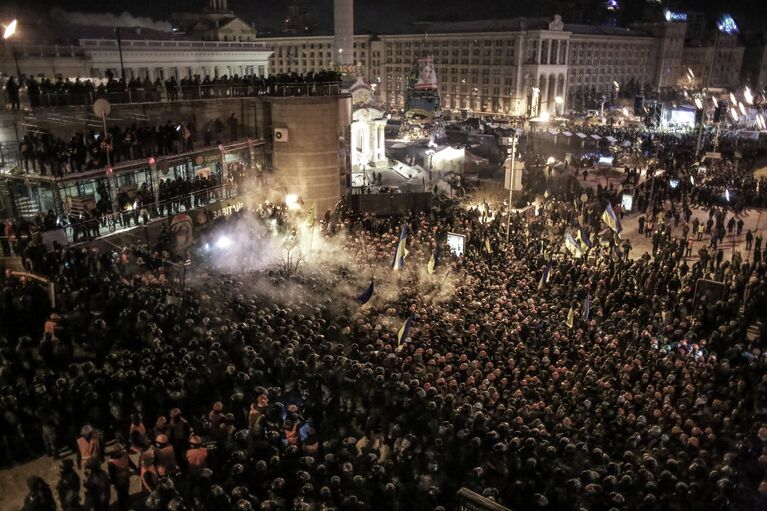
[356,278,374,305]
[305,202,317,228]
[566,306,575,329]
[484,238,493,254]
[427,246,440,275]
[396,315,414,349]
[602,202,622,236]
[578,225,593,250]
[538,262,551,290]
[565,232,583,258]
[391,224,409,270]
[582,294,591,322]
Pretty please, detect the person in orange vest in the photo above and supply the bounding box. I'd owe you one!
[185,435,208,476]
[43,313,60,335]
[169,408,190,467]
[139,450,158,495]
[76,424,102,471]
[208,401,224,430]
[106,444,135,511]
[283,418,300,446]
[128,413,147,453]
[153,434,177,476]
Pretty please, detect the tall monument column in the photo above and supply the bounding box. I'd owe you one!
[334,0,354,67]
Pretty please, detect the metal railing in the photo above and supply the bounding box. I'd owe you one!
[2,81,342,110]
[1,181,252,252]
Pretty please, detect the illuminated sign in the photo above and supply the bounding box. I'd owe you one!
[664,10,687,22]
[717,14,738,34]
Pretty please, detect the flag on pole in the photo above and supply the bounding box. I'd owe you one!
[601,202,622,236]
[427,246,440,274]
[538,262,551,290]
[396,315,414,349]
[578,225,593,250]
[582,294,591,322]
[305,202,317,228]
[566,306,575,329]
[391,224,409,270]
[484,238,493,254]
[565,232,583,258]
[356,278,374,305]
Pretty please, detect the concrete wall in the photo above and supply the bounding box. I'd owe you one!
[269,95,350,213]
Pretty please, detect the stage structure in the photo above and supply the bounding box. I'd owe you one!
[399,55,445,141]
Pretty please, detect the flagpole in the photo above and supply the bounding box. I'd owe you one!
[505,133,518,244]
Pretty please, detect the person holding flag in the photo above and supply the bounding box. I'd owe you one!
[602,202,622,236]
[391,224,409,270]
[538,262,551,290]
[396,316,414,350]
[578,225,593,251]
[427,246,440,275]
[564,232,583,258]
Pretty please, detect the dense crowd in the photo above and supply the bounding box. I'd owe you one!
[18,114,240,177]
[1,152,767,511]
[3,71,343,110]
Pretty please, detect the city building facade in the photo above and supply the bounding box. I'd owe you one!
[681,34,745,90]
[0,35,272,82]
[259,15,694,116]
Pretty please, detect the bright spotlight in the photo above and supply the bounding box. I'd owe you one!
[546,156,556,165]
[285,193,300,210]
[539,111,550,122]
[744,87,753,105]
[738,102,746,116]
[694,98,703,110]
[729,92,737,105]
[3,19,17,40]
[215,235,233,250]
[725,189,730,202]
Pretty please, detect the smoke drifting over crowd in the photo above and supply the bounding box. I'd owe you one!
[50,8,174,32]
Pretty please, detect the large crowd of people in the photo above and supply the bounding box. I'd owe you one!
[3,71,343,110]
[2,135,767,511]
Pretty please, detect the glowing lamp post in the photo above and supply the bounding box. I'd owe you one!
[3,19,21,79]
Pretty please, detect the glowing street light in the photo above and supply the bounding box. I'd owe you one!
[554,96,564,105]
[546,156,557,165]
[729,92,737,105]
[738,102,746,116]
[3,19,16,40]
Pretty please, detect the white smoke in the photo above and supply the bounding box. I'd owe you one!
[51,8,174,32]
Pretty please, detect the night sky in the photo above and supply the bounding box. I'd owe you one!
[3,0,767,36]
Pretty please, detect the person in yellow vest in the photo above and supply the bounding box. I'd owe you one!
[106,444,135,511]
[76,424,102,471]
[153,434,177,476]
[185,435,208,476]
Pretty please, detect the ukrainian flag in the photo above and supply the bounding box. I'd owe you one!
[601,202,622,236]
[427,246,440,275]
[538,262,551,290]
[391,224,409,270]
[578,226,593,250]
[305,202,317,228]
[396,315,414,349]
[565,233,583,258]
[356,278,374,305]
[566,306,575,329]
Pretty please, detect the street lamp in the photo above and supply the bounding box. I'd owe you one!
[2,19,21,79]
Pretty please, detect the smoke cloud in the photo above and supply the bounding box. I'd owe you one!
[51,8,174,32]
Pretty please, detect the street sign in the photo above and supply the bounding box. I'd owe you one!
[704,152,721,160]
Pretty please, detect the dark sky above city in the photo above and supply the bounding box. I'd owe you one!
[4,0,767,35]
